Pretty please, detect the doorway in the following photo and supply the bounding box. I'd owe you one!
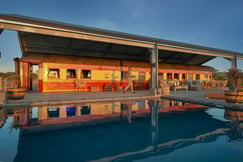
[29,64,39,92]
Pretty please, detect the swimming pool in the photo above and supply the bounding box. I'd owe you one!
[0,99,243,162]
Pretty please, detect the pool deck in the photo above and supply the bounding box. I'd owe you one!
[1,90,157,108]
[1,89,243,110]
[162,90,243,110]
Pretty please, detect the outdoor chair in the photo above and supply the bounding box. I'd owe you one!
[189,81,202,91]
[172,80,188,91]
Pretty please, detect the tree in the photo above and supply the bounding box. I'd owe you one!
[212,71,226,80]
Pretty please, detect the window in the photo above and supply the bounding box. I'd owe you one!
[48,108,60,118]
[67,69,76,78]
[205,74,209,80]
[138,101,145,110]
[66,106,76,117]
[188,74,193,81]
[138,72,145,81]
[167,73,172,80]
[196,74,200,80]
[48,69,59,79]
[174,73,179,80]
[30,107,38,124]
[81,106,91,115]
[121,71,128,79]
[182,73,186,80]
[158,73,163,81]
[81,70,91,79]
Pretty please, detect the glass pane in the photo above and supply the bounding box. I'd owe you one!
[48,108,59,118]
[66,107,76,117]
[139,72,145,81]
[158,73,163,81]
[81,70,91,79]
[81,106,91,115]
[67,70,76,78]
[48,69,59,79]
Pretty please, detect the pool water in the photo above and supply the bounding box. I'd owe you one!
[0,99,243,162]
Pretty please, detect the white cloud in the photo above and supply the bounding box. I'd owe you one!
[94,18,119,31]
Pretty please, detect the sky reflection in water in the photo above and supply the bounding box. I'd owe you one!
[0,99,243,162]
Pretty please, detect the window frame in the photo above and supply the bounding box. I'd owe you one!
[47,108,60,118]
[138,72,145,81]
[47,68,60,79]
[67,69,77,79]
[182,73,186,80]
[158,73,163,81]
[167,73,172,80]
[121,71,128,80]
[81,69,91,79]
[174,73,179,80]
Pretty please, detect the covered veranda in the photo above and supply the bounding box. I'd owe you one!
[0,14,243,95]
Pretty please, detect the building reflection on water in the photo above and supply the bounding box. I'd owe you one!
[0,100,203,129]
[0,99,243,162]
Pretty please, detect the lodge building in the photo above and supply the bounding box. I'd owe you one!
[15,53,214,92]
[0,14,243,93]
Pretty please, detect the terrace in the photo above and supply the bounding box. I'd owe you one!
[0,89,242,110]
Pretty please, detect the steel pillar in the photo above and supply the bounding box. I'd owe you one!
[150,43,159,95]
[149,100,159,152]
[231,54,237,69]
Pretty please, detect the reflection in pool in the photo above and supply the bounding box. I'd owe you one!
[0,99,243,162]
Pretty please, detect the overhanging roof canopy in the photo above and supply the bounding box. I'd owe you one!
[19,32,214,65]
[1,14,243,65]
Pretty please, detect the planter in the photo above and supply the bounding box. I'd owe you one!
[7,88,26,100]
[224,110,243,121]
[224,90,243,103]
[161,85,170,95]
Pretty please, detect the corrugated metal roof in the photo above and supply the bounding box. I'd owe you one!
[18,31,216,65]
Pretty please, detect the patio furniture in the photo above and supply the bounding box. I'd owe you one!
[115,86,124,91]
[75,80,86,92]
[90,86,100,92]
[171,80,188,91]
[189,81,202,91]
[103,84,112,91]
[173,85,188,91]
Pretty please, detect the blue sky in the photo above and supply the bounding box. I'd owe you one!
[0,0,243,72]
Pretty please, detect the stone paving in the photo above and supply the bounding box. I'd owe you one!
[1,89,243,110]
[2,90,157,107]
[163,89,243,110]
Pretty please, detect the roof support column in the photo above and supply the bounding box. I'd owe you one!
[150,43,159,95]
[149,100,159,151]
[231,54,237,69]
